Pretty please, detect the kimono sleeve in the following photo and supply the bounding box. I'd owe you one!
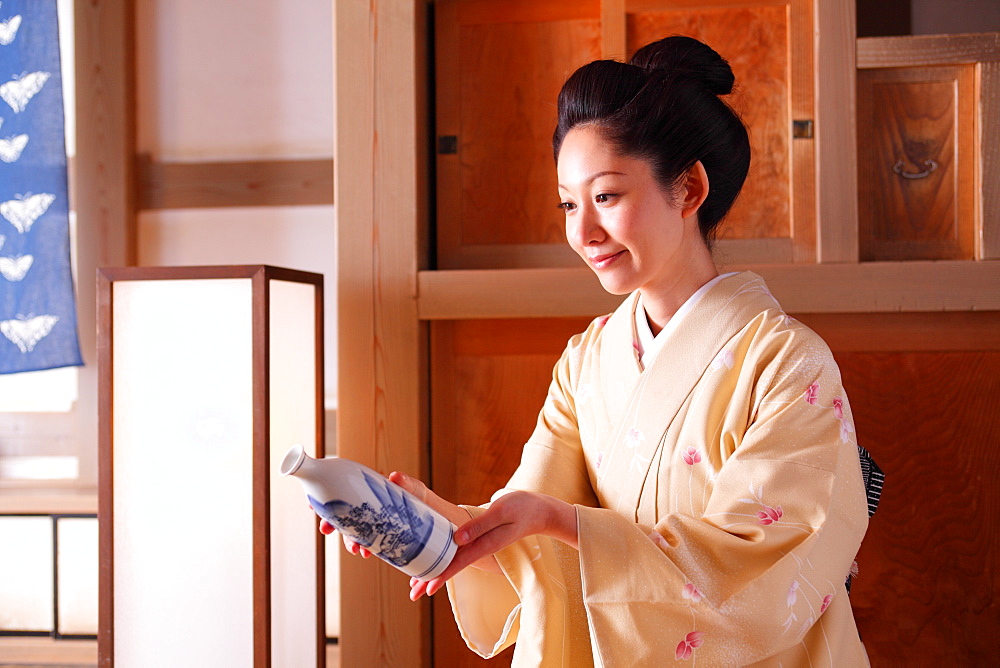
[576,329,871,666]
[446,324,601,662]
[505,325,600,507]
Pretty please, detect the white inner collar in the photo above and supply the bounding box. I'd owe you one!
[635,272,737,367]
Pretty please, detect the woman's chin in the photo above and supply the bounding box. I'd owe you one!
[595,275,635,296]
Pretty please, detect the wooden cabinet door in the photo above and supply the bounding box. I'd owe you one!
[434,0,818,270]
[857,64,977,261]
[625,0,816,263]
[434,0,604,269]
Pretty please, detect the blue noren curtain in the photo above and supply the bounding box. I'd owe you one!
[0,0,82,374]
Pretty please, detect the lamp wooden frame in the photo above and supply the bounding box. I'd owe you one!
[97,265,326,668]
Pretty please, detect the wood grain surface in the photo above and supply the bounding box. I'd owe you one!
[627,4,792,242]
[857,65,976,261]
[842,350,1000,666]
[435,0,601,268]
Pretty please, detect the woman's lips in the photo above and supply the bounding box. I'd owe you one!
[589,250,624,269]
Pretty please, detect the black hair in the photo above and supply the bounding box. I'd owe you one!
[553,35,750,243]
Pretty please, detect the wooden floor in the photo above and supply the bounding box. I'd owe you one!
[0,637,341,666]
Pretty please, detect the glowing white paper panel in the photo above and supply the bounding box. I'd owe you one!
[269,279,319,664]
[0,516,54,631]
[113,279,254,666]
[137,207,337,407]
[0,516,55,631]
[57,517,98,635]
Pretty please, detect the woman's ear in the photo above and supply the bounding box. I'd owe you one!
[680,160,710,219]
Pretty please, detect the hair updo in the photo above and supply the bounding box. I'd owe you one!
[553,36,750,243]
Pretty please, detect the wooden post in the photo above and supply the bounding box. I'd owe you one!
[334,1,430,666]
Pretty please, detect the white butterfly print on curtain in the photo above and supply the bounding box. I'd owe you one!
[0,1,84,372]
[1,192,55,233]
[0,13,21,46]
[0,253,32,281]
[0,132,28,162]
[0,70,50,113]
[1,314,59,353]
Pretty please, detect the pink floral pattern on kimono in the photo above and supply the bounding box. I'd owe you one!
[682,446,702,465]
[682,583,703,603]
[820,593,834,614]
[757,504,783,525]
[675,631,704,660]
[804,382,820,405]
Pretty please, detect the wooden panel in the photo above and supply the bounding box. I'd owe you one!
[625,0,816,263]
[137,157,334,209]
[601,0,626,59]
[858,33,1000,262]
[840,349,1000,666]
[435,0,602,269]
[430,317,591,667]
[858,65,976,261]
[627,4,790,242]
[335,1,428,666]
[417,261,1000,320]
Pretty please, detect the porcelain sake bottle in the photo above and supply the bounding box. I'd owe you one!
[280,445,457,581]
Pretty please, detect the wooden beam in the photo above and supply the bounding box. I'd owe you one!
[417,262,1000,319]
[73,0,136,490]
[137,157,334,210]
[858,33,1000,68]
[419,267,624,320]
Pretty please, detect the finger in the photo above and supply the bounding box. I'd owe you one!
[409,578,431,601]
[388,471,463,523]
[319,520,335,535]
[388,471,427,500]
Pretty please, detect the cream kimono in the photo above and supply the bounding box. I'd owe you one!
[446,272,870,666]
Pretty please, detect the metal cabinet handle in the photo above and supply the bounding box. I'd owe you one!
[893,159,938,180]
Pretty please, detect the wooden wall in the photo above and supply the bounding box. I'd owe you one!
[428,312,1000,667]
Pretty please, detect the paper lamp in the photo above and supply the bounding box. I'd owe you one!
[97,266,325,667]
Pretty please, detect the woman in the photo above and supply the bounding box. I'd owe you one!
[329,36,872,666]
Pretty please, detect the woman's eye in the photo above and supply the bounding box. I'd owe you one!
[595,193,616,204]
[557,201,576,212]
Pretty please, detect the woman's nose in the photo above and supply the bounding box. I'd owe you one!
[566,206,603,247]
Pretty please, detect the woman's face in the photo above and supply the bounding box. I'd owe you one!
[556,125,705,300]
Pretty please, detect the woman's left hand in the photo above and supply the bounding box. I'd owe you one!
[409,490,577,600]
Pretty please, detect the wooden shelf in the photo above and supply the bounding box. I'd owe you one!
[0,488,97,515]
[417,260,1000,319]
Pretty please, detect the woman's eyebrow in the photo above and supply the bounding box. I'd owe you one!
[558,170,627,190]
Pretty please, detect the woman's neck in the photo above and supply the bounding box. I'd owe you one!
[640,249,719,336]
